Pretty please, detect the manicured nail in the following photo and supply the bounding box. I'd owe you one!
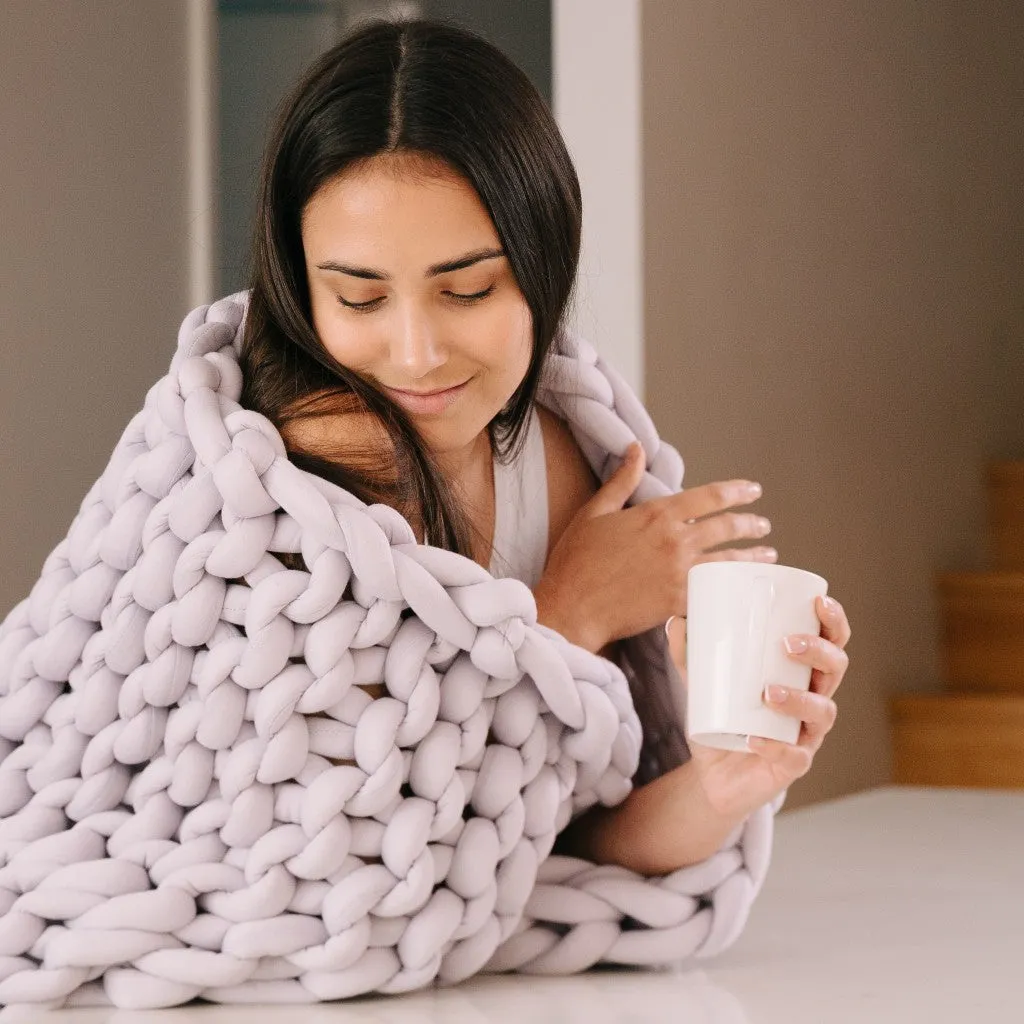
[821,595,838,614]
[747,482,763,498]
[764,684,787,704]
[784,635,809,654]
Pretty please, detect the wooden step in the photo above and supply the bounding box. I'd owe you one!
[890,693,1024,789]
[988,461,1024,571]
[937,570,1024,693]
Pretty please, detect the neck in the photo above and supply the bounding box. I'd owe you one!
[431,428,495,561]
[433,428,493,496]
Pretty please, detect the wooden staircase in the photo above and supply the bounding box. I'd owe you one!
[891,461,1024,788]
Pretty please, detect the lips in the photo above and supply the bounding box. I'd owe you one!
[383,379,470,415]
[389,383,466,397]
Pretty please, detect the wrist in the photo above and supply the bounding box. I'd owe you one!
[566,759,749,876]
[680,758,748,832]
[686,745,767,824]
[534,581,604,654]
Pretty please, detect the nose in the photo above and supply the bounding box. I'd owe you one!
[390,304,447,379]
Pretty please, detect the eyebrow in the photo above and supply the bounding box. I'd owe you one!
[315,247,505,282]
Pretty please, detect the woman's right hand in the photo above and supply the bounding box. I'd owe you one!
[533,442,778,654]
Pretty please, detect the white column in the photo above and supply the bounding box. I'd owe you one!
[552,0,644,397]
[186,0,218,306]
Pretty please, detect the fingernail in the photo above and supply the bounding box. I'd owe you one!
[821,595,837,613]
[784,635,809,654]
[764,684,787,704]
[764,548,779,560]
[747,482,763,498]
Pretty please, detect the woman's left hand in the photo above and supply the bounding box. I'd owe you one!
[667,593,852,822]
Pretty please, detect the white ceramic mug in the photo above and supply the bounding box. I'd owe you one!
[686,561,828,751]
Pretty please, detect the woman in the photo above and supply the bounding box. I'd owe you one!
[240,18,851,878]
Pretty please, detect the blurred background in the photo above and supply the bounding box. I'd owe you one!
[2,0,1022,809]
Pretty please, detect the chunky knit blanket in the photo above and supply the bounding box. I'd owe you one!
[0,293,776,1012]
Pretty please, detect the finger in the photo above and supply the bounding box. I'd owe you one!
[656,479,764,522]
[817,594,852,649]
[782,633,849,698]
[695,511,773,550]
[698,546,778,565]
[579,442,647,519]
[745,735,813,778]
[763,684,838,747]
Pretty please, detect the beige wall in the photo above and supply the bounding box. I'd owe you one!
[0,3,191,613]
[554,0,644,395]
[642,1,1024,806]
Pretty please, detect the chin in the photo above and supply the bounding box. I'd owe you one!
[415,415,490,455]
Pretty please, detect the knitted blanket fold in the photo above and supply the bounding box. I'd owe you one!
[0,293,776,1012]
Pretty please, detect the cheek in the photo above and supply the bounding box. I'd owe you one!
[482,299,532,381]
[312,303,377,372]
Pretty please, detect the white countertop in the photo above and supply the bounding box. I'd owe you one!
[25,786,1024,1023]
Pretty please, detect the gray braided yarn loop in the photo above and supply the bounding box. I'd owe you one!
[0,293,776,1012]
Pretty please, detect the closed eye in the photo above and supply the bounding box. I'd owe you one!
[447,285,495,304]
[338,296,384,311]
[338,285,494,312]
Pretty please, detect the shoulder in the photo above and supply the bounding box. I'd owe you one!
[536,404,598,555]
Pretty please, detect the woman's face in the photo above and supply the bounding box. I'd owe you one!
[302,154,533,458]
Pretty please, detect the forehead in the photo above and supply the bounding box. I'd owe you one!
[301,154,500,263]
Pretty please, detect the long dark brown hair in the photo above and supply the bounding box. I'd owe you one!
[239,18,582,558]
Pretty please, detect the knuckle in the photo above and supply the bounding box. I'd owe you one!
[665,512,691,545]
[794,748,814,777]
[723,513,754,540]
[660,524,688,562]
[666,513,688,540]
[799,691,820,722]
[747,513,769,536]
[639,501,663,529]
[827,601,852,641]
[709,481,731,505]
[823,699,838,730]
[651,499,672,522]
[708,513,734,542]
